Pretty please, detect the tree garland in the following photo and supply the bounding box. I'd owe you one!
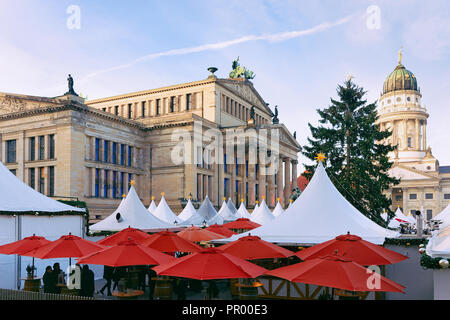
[420,253,444,270]
[384,237,428,246]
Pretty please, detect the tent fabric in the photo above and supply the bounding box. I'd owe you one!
[388,208,415,229]
[432,203,450,228]
[151,196,183,224]
[237,202,251,219]
[426,225,450,259]
[227,198,238,214]
[218,201,238,222]
[218,162,396,245]
[250,199,275,225]
[178,199,197,221]
[147,200,157,214]
[0,161,84,213]
[272,201,284,217]
[182,196,223,226]
[90,186,175,232]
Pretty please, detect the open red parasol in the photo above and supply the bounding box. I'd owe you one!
[206,224,237,237]
[0,234,51,255]
[97,226,152,246]
[222,218,261,231]
[141,230,202,253]
[266,253,405,293]
[295,233,408,266]
[152,247,268,280]
[77,239,175,267]
[177,226,225,243]
[218,235,295,260]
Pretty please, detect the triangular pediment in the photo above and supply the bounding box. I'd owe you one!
[388,165,438,181]
[216,79,273,116]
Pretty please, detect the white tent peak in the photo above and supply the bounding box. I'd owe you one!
[147,199,157,214]
[227,198,238,214]
[272,201,284,217]
[0,161,84,213]
[218,200,238,222]
[237,202,251,219]
[250,199,275,225]
[220,162,396,245]
[178,199,197,221]
[90,186,174,232]
[152,195,182,224]
[182,196,223,226]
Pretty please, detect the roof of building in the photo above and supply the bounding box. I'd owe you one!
[383,63,419,95]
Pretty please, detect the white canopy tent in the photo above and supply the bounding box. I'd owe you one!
[217,162,397,245]
[178,199,197,221]
[237,201,251,219]
[147,199,157,214]
[432,203,450,228]
[218,200,238,222]
[426,225,450,259]
[388,207,415,229]
[272,201,284,217]
[90,187,176,232]
[151,195,183,224]
[227,198,238,215]
[181,196,223,226]
[250,198,275,225]
[252,203,259,213]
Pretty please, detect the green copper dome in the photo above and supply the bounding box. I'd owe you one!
[383,64,418,95]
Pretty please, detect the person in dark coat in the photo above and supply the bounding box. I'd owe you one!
[174,278,187,300]
[98,265,114,295]
[52,262,62,294]
[80,265,95,297]
[147,268,157,300]
[43,266,56,294]
[112,267,124,291]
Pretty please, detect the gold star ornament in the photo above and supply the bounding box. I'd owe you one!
[315,153,327,163]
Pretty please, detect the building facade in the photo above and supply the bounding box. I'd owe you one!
[0,70,300,223]
[376,55,450,219]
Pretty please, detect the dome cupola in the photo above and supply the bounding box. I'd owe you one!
[382,50,419,95]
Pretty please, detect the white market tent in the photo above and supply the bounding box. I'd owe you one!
[147,199,157,214]
[217,162,397,245]
[250,198,275,225]
[380,211,388,222]
[227,198,238,214]
[388,207,415,229]
[178,199,197,221]
[252,203,259,213]
[432,203,450,228]
[0,161,85,214]
[237,201,251,219]
[181,196,223,226]
[218,200,238,222]
[272,201,284,217]
[90,187,175,232]
[151,195,183,224]
[426,225,450,259]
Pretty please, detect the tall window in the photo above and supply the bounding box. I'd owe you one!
[112,171,117,198]
[224,154,227,173]
[170,96,175,113]
[409,194,417,200]
[49,166,55,196]
[95,138,100,161]
[255,184,259,202]
[29,168,35,189]
[120,144,125,165]
[235,157,239,175]
[120,172,124,195]
[95,169,100,198]
[224,178,230,199]
[186,94,191,110]
[39,167,45,194]
[104,170,109,198]
[112,142,117,164]
[39,136,45,160]
[104,140,109,163]
[6,140,17,163]
[246,160,249,178]
[128,103,132,119]
[29,137,35,161]
[49,134,55,159]
[427,209,433,220]
[115,105,119,116]
[156,99,160,115]
[141,101,146,117]
[407,137,412,148]
[128,146,133,167]
[255,164,259,179]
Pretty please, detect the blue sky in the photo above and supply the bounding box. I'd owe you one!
[1,0,449,170]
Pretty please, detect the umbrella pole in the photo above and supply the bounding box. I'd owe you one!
[32,257,35,279]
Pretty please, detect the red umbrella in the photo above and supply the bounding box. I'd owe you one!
[266,253,405,293]
[26,233,105,265]
[206,224,237,237]
[77,239,175,267]
[97,227,151,246]
[296,233,408,266]
[0,234,51,255]
[141,230,202,253]
[218,235,295,260]
[222,218,261,231]
[177,226,225,243]
[153,247,268,280]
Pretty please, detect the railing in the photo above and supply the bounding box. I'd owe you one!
[0,289,96,300]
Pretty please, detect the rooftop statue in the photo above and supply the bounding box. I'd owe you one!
[272,105,279,124]
[229,57,255,80]
[66,74,78,96]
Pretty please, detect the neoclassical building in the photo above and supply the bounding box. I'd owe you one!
[376,54,450,219]
[0,69,300,223]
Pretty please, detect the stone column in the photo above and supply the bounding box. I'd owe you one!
[231,161,236,202]
[291,160,298,189]
[277,156,284,204]
[90,167,96,197]
[107,170,113,198]
[423,121,427,150]
[267,172,275,208]
[258,166,265,201]
[248,164,255,206]
[284,158,291,207]
[415,119,419,150]
[402,187,408,213]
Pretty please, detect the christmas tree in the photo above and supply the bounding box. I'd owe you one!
[302,78,399,225]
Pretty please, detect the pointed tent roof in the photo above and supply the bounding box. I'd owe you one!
[237,202,251,219]
[227,198,238,214]
[182,196,223,226]
[219,162,396,245]
[218,200,238,222]
[147,199,157,214]
[151,195,182,224]
[252,203,259,214]
[426,225,450,259]
[432,203,450,228]
[0,161,84,213]
[388,207,414,229]
[178,199,197,221]
[90,186,175,232]
[250,198,275,225]
[272,201,284,217]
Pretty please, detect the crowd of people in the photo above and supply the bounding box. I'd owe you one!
[42,263,95,297]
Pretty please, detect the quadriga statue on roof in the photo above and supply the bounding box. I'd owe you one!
[229,57,255,80]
